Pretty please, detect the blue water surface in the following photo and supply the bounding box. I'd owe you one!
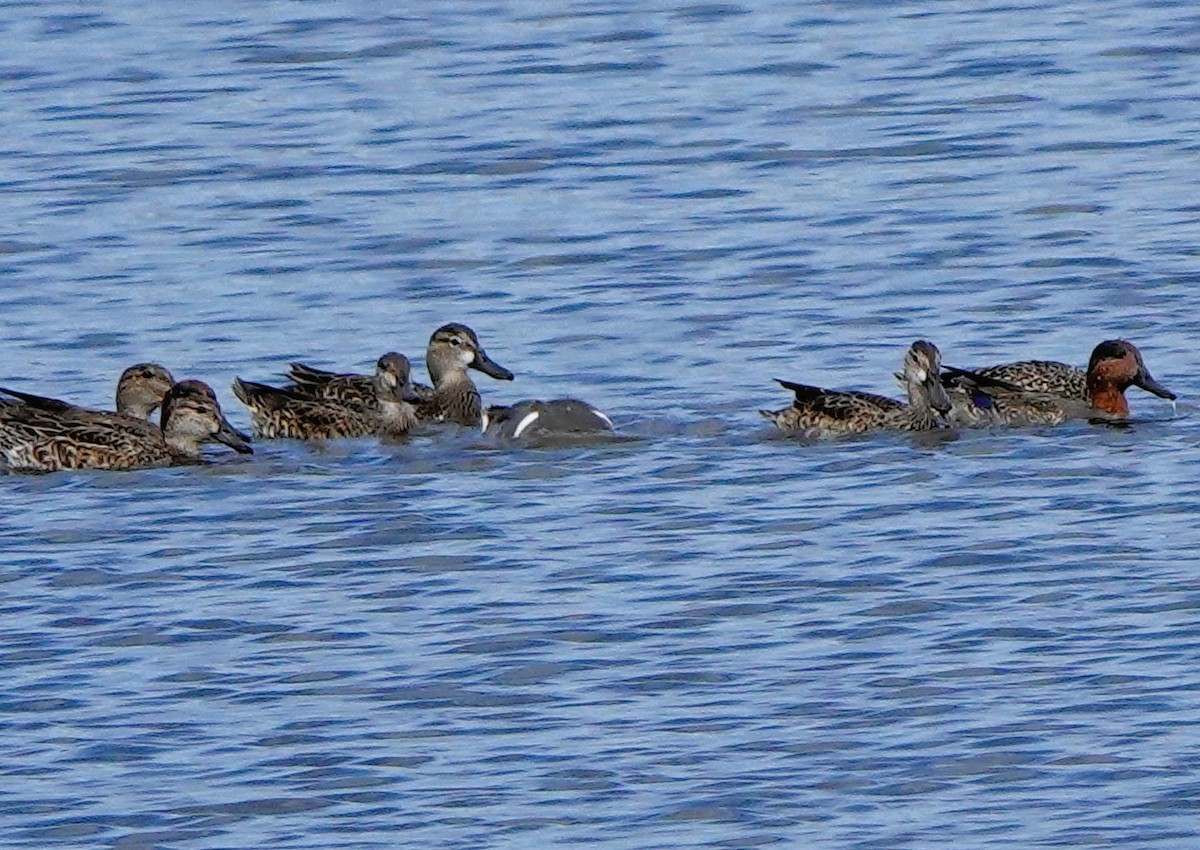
[2,1,1199,847]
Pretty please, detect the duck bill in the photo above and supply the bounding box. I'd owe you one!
[927,375,952,415]
[1134,370,1176,400]
[472,350,514,381]
[381,377,424,405]
[401,385,423,404]
[214,417,254,454]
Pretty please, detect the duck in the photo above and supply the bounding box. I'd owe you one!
[943,339,1176,426]
[482,399,614,443]
[0,379,252,471]
[418,323,514,426]
[762,340,952,436]
[114,363,177,419]
[287,323,513,428]
[233,352,422,439]
[0,362,175,421]
[285,360,430,409]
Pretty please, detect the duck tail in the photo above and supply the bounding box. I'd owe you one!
[230,377,252,406]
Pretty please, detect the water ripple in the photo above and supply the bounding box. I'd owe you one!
[1,0,1199,848]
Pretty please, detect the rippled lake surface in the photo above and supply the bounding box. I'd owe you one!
[3,1,1200,847]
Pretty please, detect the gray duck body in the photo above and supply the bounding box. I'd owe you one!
[483,399,614,443]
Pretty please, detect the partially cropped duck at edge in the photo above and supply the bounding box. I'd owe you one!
[0,362,175,421]
[942,339,1177,427]
[287,323,514,428]
[0,379,252,472]
[762,340,952,436]
[233,352,422,439]
[483,399,615,443]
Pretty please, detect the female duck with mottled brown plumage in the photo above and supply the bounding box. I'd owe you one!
[283,322,514,429]
[762,340,952,437]
[0,362,175,422]
[233,352,422,440]
[0,379,251,471]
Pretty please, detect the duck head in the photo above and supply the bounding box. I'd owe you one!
[1084,338,1176,405]
[896,340,952,415]
[426,323,514,385]
[374,352,423,404]
[161,380,253,456]
[116,363,175,419]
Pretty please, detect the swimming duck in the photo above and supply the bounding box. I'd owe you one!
[114,363,177,419]
[285,361,431,408]
[762,340,952,436]
[233,352,422,439]
[0,379,252,471]
[943,339,1176,426]
[285,323,512,428]
[482,399,614,442]
[420,323,514,426]
[0,362,175,421]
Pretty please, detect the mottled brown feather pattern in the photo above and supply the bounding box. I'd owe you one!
[945,340,1175,426]
[234,353,420,439]
[973,361,1087,398]
[763,340,950,436]
[0,380,249,472]
[286,363,434,410]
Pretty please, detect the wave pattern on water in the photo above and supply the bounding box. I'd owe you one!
[1,0,1199,848]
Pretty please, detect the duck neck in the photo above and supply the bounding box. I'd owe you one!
[433,377,482,426]
[904,383,937,429]
[906,397,937,429]
[427,355,463,388]
[163,431,204,458]
[120,400,156,420]
[378,399,417,435]
[1088,380,1129,417]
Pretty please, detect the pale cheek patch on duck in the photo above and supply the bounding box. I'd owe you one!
[592,408,615,430]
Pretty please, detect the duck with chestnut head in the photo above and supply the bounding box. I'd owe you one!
[943,339,1176,426]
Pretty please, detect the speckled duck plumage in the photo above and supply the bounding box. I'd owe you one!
[284,323,513,429]
[233,352,421,440]
[944,339,1176,427]
[0,379,251,472]
[762,340,952,437]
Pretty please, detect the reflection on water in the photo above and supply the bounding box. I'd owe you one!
[2,0,1199,848]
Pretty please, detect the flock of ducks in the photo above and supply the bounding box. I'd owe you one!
[761,338,1176,435]
[0,325,1177,473]
[0,323,613,472]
